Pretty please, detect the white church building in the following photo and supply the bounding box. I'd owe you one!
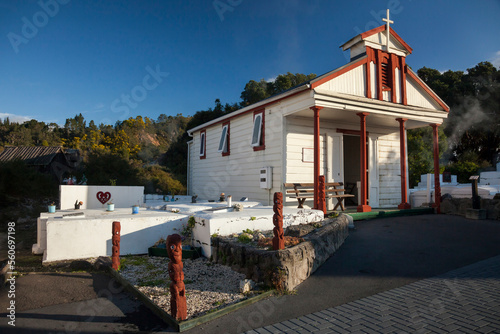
[186,14,449,213]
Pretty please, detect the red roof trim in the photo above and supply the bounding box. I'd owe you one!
[360,25,412,54]
[406,69,449,112]
[390,29,413,54]
[195,89,308,133]
[310,57,367,89]
[360,25,385,39]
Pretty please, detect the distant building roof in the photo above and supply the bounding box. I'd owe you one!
[0,146,64,166]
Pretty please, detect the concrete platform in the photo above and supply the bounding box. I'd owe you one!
[33,204,324,262]
[193,206,324,257]
[33,208,190,263]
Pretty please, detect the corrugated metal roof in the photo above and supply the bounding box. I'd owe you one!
[0,146,64,166]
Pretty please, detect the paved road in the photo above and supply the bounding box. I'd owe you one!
[245,255,500,333]
[0,214,499,333]
[0,272,169,333]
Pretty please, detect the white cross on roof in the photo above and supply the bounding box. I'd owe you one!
[382,9,394,52]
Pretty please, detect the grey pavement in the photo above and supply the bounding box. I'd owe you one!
[1,214,500,333]
[245,254,500,334]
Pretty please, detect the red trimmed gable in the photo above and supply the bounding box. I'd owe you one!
[360,25,413,54]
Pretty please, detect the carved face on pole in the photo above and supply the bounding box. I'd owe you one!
[167,234,183,263]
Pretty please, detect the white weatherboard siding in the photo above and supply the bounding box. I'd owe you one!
[370,62,377,99]
[406,76,442,110]
[317,64,366,98]
[191,107,283,205]
[395,67,401,103]
[285,117,403,209]
[377,132,402,207]
[285,118,326,186]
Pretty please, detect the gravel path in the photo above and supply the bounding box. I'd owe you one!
[119,255,248,319]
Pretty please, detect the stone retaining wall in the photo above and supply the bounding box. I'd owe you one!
[441,198,500,220]
[211,214,350,291]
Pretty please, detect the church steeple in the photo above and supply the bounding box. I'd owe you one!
[340,9,412,62]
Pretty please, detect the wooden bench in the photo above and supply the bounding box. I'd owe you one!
[283,182,355,211]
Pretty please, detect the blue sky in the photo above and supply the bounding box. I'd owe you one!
[1,0,499,126]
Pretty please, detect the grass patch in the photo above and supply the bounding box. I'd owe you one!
[120,256,150,269]
[138,278,168,287]
[212,299,226,307]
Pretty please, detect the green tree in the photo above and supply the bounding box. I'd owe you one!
[240,72,316,106]
[84,152,141,186]
[411,61,500,185]
[139,165,186,195]
[272,72,317,95]
[407,126,447,187]
[240,79,270,106]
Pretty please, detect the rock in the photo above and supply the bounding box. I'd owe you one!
[239,279,255,293]
[240,233,253,240]
[214,216,349,291]
[256,233,266,240]
[94,256,112,271]
[1,263,13,285]
[441,193,453,200]
[69,260,93,271]
[345,215,355,229]
[285,224,315,238]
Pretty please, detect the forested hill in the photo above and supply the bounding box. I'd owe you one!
[0,72,317,195]
[0,64,498,194]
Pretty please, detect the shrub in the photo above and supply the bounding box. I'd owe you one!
[0,160,58,200]
[139,165,186,195]
[445,160,480,183]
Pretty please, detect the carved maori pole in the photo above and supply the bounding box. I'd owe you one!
[167,234,187,321]
[111,221,121,270]
[272,192,285,250]
[318,175,327,215]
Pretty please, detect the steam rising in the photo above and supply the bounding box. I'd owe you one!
[447,97,488,146]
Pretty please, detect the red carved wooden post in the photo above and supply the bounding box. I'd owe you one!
[167,234,187,321]
[111,221,121,270]
[272,192,285,250]
[318,175,327,215]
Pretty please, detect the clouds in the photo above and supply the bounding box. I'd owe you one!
[491,50,500,69]
[0,113,32,123]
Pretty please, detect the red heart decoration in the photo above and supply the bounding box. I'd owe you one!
[97,191,111,204]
